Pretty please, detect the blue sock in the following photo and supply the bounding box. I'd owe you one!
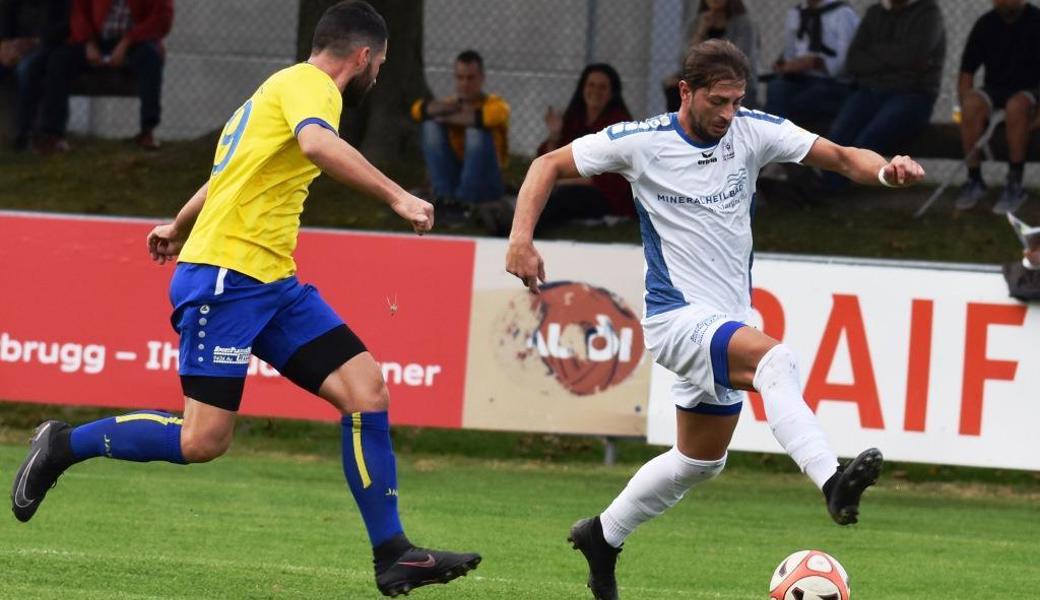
[70,410,187,464]
[342,411,405,547]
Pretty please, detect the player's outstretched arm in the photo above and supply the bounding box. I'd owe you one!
[297,124,432,234]
[802,137,925,187]
[147,181,208,264]
[505,144,582,293]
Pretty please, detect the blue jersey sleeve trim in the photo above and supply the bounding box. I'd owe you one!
[734,109,786,124]
[677,401,743,416]
[634,200,689,316]
[294,117,337,137]
[709,321,746,389]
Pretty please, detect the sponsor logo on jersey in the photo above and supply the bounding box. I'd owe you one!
[722,139,735,160]
[212,345,252,365]
[655,168,749,210]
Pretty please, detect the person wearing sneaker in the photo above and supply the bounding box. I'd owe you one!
[507,39,900,600]
[38,0,172,154]
[11,3,479,596]
[410,50,510,223]
[956,0,1040,213]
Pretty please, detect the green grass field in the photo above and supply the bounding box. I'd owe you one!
[1,437,1037,599]
[3,130,1040,599]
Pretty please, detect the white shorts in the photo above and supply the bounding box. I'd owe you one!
[643,304,748,415]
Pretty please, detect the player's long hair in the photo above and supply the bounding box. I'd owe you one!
[563,63,631,124]
[681,38,750,92]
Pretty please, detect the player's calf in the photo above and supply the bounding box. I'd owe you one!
[823,448,883,526]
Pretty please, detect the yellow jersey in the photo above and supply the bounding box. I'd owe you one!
[178,62,343,283]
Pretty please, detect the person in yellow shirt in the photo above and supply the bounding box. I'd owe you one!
[410,49,510,221]
[10,2,480,596]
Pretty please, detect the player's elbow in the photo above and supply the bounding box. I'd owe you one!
[533,149,573,180]
[298,135,325,164]
[297,127,333,166]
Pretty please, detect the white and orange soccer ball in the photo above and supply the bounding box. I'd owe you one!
[769,550,851,600]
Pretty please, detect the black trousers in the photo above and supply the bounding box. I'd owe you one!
[536,183,610,233]
[42,38,164,136]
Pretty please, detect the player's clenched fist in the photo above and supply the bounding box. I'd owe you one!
[505,239,546,294]
[881,155,925,187]
[146,223,185,265]
[392,194,434,234]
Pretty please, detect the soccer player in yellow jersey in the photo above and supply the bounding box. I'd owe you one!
[11,2,480,596]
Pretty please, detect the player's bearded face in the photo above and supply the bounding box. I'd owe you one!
[344,57,378,107]
[687,80,745,141]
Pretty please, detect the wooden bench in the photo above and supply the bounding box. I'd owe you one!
[0,66,136,144]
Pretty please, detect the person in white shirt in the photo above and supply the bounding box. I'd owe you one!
[505,38,924,600]
[764,0,860,125]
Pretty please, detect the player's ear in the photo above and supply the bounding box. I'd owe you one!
[678,80,692,104]
[355,45,372,69]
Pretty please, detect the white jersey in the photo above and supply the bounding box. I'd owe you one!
[571,110,818,317]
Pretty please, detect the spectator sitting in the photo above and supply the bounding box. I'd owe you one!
[0,0,70,151]
[410,49,509,223]
[823,0,946,189]
[37,0,172,155]
[536,63,634,232]
[954,0,1040,215]
[664,0,758,112]
[763,0,859,126]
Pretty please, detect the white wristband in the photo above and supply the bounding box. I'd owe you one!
[878,166,896,187]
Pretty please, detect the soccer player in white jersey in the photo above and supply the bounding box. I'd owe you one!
[506,39,924,600]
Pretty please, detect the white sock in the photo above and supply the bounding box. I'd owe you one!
[599,447,726,548]
[754,344,839,489]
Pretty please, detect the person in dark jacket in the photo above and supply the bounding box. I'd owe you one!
[0,0,70,151]
[954,0,1040,214]
[38,0,173,154]
[824,0,946,188]
[536,63,635,231]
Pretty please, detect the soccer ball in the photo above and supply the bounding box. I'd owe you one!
[769,550,850,600]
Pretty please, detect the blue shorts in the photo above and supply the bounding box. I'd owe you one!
[169,263,344,378]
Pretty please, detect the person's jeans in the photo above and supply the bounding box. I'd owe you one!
[764,75,851,122]
[421,120,504,204]
[13,47,51,140]
[42,39,164,137]
[823,86,935,188]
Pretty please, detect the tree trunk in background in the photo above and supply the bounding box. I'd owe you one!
[298,0,430,164]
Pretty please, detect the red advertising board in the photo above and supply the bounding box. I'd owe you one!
[0,212,474,427]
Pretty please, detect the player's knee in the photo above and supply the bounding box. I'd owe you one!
[671,447,727,488]
[180,430,231,463]
[342,379,389,414]
[753,343,800,389]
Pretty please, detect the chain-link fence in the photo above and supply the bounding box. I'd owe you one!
[61,0,1017,184]
[423,0,984,158]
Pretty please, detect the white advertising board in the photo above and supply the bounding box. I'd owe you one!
[648,255,1039,471]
